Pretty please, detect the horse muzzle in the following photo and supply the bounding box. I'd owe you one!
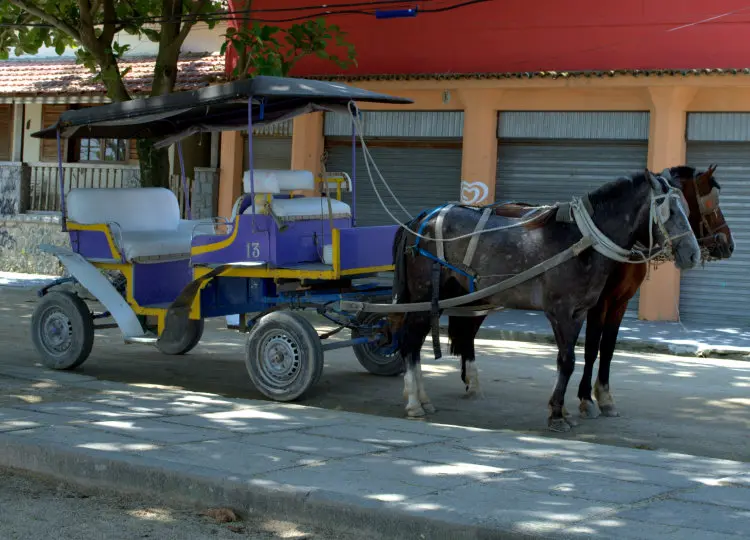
[708,233,734,259]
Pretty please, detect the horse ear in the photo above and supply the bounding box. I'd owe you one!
[707,163,718,176]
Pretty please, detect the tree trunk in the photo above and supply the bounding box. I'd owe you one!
[136,140,171,189]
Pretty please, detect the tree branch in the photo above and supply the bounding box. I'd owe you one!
[7,0,81,42]
[99,0,118,46]
[172,0,210,53]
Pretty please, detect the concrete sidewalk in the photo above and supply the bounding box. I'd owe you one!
[455,309,750,360]
[0,364,748,540]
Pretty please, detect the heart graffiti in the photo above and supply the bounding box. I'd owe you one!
[460,181,489,205]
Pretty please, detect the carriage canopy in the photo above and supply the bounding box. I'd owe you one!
[31,75,413,147]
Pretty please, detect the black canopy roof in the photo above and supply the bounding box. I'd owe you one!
[32,75,413,146]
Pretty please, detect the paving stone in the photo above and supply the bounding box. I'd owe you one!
[673,485,750,511]
[237,430,390,459]
[0,407,74,432]
[82,417,240,444]
[563,518,747,540]
[3,424,161,452]
[537,461,703,489]
[616,499,750,536]
[14,401,162,420]
[136,438,323,477]
[161,406,350,434]
[88,393,248,416]
[394,476,617,536]
[258,454,478,501]
[300,423,450,448]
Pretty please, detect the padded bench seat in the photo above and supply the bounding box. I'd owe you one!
[67,187,214,262]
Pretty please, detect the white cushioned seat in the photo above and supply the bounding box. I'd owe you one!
[240,170,352,221]
[67,188,213,262]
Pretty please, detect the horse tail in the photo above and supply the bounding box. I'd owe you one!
[392,224,410,304]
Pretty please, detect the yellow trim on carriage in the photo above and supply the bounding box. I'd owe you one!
[190,216,241,256]
[67,222,122,260]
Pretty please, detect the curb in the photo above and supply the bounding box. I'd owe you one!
[442,323,750,361]
[0,435,550,540]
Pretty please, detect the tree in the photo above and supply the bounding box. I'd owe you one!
[0,1,356,188]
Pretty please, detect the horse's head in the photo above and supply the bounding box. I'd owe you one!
[665,165,734,260]
[645,170,701,270]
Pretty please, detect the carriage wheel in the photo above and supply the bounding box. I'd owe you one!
[245,311,323,402]
[351,313,404,377]
[31,291,94,370]
[156,317,204,355]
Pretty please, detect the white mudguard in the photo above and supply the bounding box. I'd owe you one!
[39,244,148,339]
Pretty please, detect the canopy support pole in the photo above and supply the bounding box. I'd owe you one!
[56,127,67,232]
[247,97,256,225]
[176,141,192,220]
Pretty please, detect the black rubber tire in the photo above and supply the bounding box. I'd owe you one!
[156,318,204,355]
[31,291,94,370]
[245,311,324,402]
[351,312,404,376]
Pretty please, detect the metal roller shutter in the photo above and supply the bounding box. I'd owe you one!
[243,136,292,170]
[324,142,462,227]
[680,141,750,325]
[495,139,649,318]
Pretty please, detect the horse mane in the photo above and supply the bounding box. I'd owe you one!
[669,165,721,190]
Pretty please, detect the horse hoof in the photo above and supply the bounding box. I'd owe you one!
[600,404,620,417]
[579,400,601,419]
[548,417,572,433]
[422,402,436,414]
[406,405,426,418]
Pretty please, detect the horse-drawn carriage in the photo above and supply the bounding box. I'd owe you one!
[28,74,732,432]
[29,76,412,401]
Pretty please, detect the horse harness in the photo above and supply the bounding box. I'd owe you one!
[407,178,682,359]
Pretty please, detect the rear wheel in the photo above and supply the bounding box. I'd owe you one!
[156,316,204,355]
[31,291,94,370]
[351,313,404,376]
[245,311,323,402]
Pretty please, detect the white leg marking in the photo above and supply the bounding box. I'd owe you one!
[415,363,435,413]
[465,360,482,397]
[404,367,424,417]
[594,379,620,417]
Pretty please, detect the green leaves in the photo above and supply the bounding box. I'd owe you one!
[224,16,357,80]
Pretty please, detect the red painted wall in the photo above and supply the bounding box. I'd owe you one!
[228,1,750,76]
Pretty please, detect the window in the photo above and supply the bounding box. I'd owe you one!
[79,138,128,162]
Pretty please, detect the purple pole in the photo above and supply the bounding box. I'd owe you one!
[176,141,192,219]
[351,112,357,227]
[247,98,256,219]
[56,128,67,231]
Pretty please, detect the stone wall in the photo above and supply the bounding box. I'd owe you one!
[191,168,219,220]
[0,214,68,275]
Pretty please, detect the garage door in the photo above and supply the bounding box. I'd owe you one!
[496,112,650,318]
[323,111,464,227]
[680,140,750,325]
[243,121,293,171]
[324,142,462,227]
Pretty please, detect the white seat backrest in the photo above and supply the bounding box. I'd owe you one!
[243,169,315,194]
[67,187,180,232]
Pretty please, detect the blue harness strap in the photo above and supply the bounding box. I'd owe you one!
[411,203,477,292]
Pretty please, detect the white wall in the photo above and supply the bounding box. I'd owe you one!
[29,22,227,58]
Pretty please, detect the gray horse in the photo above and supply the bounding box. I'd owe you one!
[388,170,701,432]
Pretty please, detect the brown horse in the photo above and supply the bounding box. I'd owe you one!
[474,165,734,418]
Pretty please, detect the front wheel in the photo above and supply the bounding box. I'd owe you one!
[245,311,324,402]
[31,291,94,370]
[351,313,404,376]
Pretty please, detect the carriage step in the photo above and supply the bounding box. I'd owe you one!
[124,335,158,345]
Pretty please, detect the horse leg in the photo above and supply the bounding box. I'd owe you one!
[448,315,486,397]
[594,302,628,418]
[401,313,432,417]
[578,304,605,419]
[547,313,585,433]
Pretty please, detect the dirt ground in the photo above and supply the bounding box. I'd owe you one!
[0,466,368,540]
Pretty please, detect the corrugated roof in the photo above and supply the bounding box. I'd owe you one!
[300,67,750,82]
[0,53,226,97]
